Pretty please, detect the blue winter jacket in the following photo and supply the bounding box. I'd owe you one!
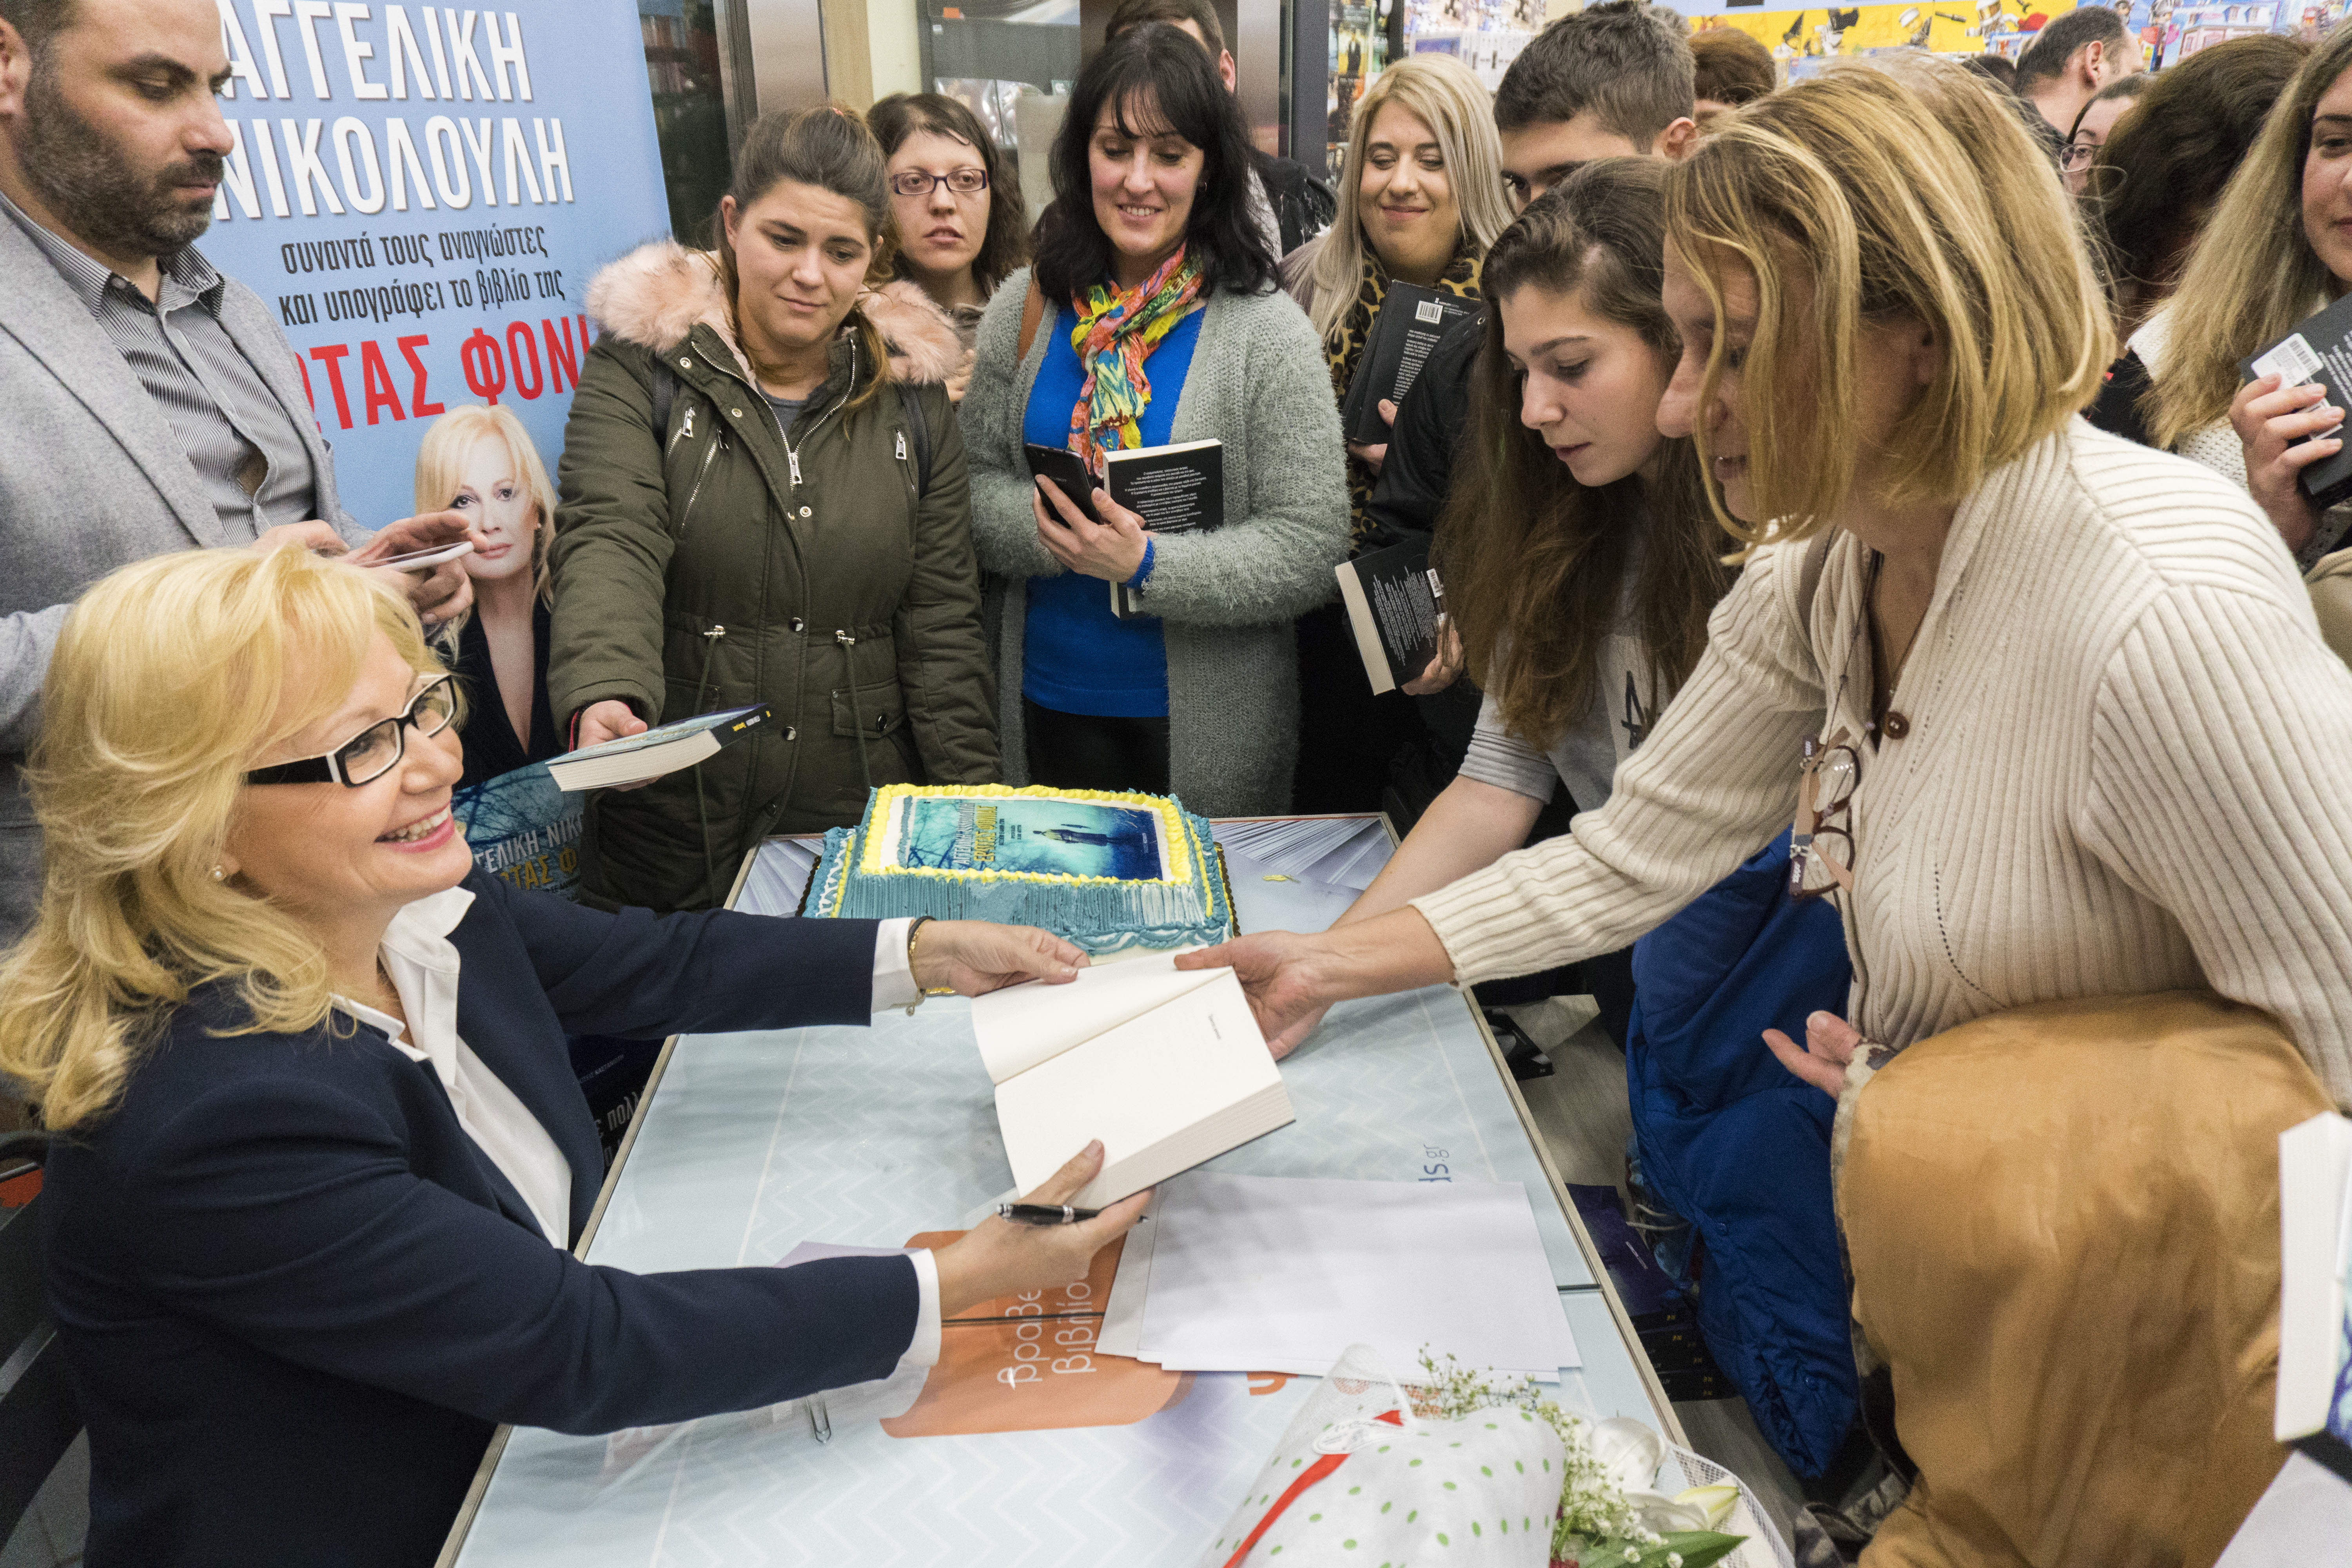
[1625,831,1857,1477]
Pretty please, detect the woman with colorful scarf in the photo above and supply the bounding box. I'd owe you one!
[1282,55,1514,814]
[960,24,1348,813]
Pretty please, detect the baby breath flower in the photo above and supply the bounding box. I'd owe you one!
[1668,1555,1685,1568]
[1622,1549,1640,1563]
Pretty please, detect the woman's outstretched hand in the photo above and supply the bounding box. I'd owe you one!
[1762,1009,1867,1098]
[1176,932,1333,1059]
[911,921,1088,996]
[931,1140,1151,1317]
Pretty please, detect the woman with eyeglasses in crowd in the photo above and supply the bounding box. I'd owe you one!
[1180,68,2352,1116]
[960,24,1347,812]
[2060,72,2149,196]
[871,92,1030,401]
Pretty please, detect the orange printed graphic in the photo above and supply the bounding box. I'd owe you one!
[882,1230,1191,1437]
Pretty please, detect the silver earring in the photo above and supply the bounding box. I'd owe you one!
[211,865,226,881]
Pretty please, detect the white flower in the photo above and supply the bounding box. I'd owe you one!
[1668,1555,1684,1568]
[1622,1550,1640,1563]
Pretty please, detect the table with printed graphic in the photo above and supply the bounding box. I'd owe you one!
[438,815,1683,1568]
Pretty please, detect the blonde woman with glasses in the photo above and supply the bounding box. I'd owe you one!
[1283,52,1513,812]
[1184,69,2352,1113]
[0,546,1142,1568]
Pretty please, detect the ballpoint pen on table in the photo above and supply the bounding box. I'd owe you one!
[996,1203,1102,1225]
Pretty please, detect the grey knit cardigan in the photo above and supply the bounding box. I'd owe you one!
[958,269,1350,816]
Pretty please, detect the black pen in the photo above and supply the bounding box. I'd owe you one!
[997,1203,1101,1225]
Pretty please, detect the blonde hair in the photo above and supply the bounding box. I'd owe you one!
[2149,24,2352,449]
[412,403,557,606]
[1663,69,2111,546]
[0,548,439,1132]
[1307,55,1514,341]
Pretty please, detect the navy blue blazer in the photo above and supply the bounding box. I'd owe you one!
[42,869,918,1568]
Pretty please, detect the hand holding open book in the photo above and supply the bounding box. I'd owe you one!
[971,952,1294,1209]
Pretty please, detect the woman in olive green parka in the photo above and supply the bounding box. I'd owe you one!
[550,108,996,913]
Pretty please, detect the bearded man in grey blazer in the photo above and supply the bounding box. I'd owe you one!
[0,0,475,943]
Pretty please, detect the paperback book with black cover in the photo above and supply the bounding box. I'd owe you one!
[2242,292,2352,510]
[1025,441,1226,619]
[1342,285,1477,445]
[546,703,773,792]
[1334,536,1443,694]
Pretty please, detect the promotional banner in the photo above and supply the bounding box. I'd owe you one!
[200,0,672,528]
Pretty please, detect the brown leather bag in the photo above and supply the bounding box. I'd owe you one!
[1016,276,1047,365]
[2307,546,2352,664]
[1837,992,2329,1567]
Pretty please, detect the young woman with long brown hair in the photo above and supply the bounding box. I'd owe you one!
[549,104,994,914]
[1279,158,1732,1044]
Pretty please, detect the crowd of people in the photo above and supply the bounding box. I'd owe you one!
[3,0,2352,1561]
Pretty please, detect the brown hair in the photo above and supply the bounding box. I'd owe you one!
[2085,34,2305,338]
[2149,24,2352,448]
[1436,159,1732,752]
[711,103,893,413]
[1691,28,1776,109]
[1494,2,1695,146]
[1105,0,1225,55]
[1665,69,2110,545]
[869,91,1031,297]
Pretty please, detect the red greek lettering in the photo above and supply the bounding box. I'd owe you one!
[505,319,543,400]
[397,333,444,416]
[307,343,354,429]
[459,328,506,404]
[541,316,578,394]
[359,340,406,425]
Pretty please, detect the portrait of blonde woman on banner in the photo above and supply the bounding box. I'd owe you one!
[414,406,581,899]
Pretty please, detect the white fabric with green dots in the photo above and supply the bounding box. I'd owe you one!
[1214,1408,1566,1566]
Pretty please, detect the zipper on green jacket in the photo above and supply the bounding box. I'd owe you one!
[679,427,724,537]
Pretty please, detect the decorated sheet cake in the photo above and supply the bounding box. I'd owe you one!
[806,784,1233,955]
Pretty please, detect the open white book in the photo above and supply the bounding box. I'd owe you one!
[972,953,1293,1209]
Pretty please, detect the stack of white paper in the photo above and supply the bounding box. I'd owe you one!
[1098,1171,1579,1379]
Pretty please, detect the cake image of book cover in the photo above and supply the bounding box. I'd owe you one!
[894,795,1171,882]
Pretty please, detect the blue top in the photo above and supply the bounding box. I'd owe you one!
[1020,303,1205,718]
[41,869,915,1568]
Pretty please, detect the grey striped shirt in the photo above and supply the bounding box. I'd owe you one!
[1,191,317,542]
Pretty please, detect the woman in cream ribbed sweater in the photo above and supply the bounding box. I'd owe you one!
[1182,69,2352,1108]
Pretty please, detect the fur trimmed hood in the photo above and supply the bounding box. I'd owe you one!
[584,238,964,386]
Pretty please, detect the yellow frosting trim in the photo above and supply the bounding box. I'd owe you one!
[853,783,1200,888]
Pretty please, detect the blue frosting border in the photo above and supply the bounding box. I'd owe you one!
[804,793,1232,954]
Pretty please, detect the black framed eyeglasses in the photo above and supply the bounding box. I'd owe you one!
[2060,142,2097,173]
[890,168,989,198]
[245,673,456,787]
[1789,728,1860,901]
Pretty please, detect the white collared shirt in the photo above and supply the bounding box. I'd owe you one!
[331,896,940,1366]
